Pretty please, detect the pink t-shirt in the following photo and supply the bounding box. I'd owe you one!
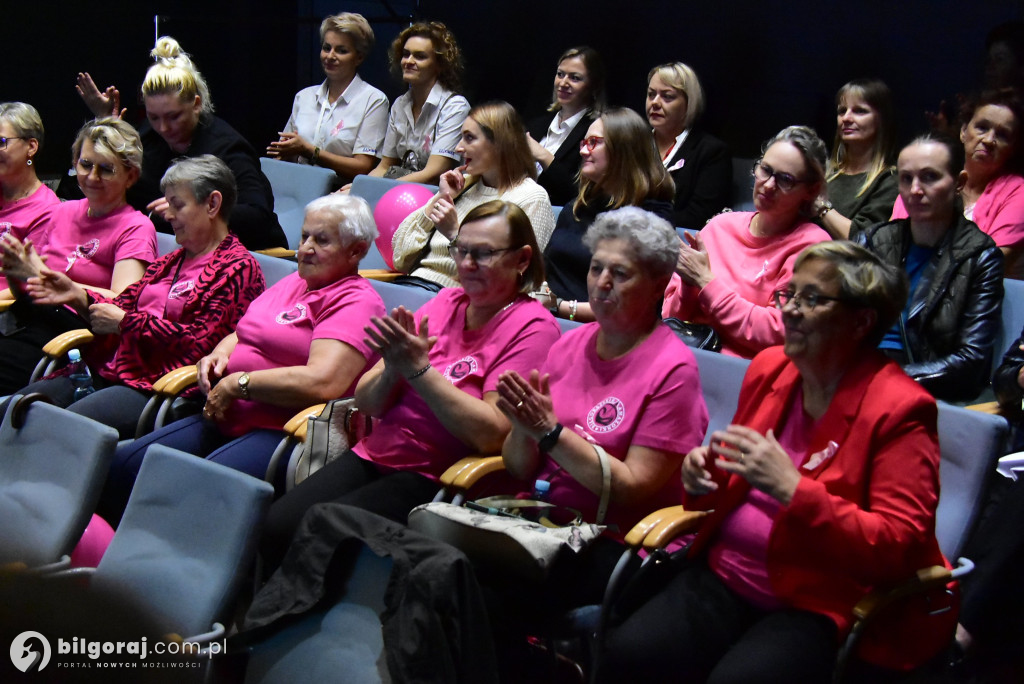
[0,183,59,245]
[38,199,157,289]
[709,388,813,610]
[662,211,830,358]
[533,323,709,535]
[223,272,385,436]
[893,174,1024,277]
[354,289,561,480]
[134,251,214,320]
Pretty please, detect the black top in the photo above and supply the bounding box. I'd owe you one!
[527,111,594,207]
[664,128,732,229]
[544,197,674,301]
[129,115,287,250]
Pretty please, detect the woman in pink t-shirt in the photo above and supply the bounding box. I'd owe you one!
[0,102,60,247]
[0,118,155,395]
[100,194,383,523]
[492,206,708,620]
[259,200,561,568]
[16,156,264,439]
[662,126,831,357]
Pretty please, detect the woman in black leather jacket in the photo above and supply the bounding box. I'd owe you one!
[858,135,1004,402]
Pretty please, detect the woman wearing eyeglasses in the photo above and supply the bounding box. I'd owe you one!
[391,101,555,290]
[0,118,156,394]
[260,200,560,568]
[0,103,60,247]
[647,62,732,229]
[525,46,607,206]
[662,126,831,357]
[600,241,953,682]
[858,135,1003,402]
[539,108,675,322]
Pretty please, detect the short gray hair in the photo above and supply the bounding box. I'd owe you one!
[160,154,237,219]
[0,102,44,146]
[303,194,378,246]
[583,206,678,280]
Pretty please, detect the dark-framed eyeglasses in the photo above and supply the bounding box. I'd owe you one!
[772,289,847,311]
[0,137,25,150]
[752,161,808,193]
[448,242,518,266]
[579,135,605,153]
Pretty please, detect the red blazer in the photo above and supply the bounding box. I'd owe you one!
[687,346,955,671]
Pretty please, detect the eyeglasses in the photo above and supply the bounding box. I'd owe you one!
[773,289,847,311]
[0,137,24,150]
[448,242,518,266]
[76,158,121,180]
[579,136,605,153]
[752,161,808,193]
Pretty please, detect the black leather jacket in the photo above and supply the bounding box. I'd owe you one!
[858,215,1004,401]
[994,328,1024,416]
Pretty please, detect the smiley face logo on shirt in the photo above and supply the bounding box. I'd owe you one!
[275,303,308,324]
[444,356,478,382]
[587,397,625,433]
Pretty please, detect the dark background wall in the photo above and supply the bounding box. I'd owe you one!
[5,1,1023,178]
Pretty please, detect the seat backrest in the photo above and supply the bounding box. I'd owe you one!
[251,251,299,288]
[369,279,438,314]
[0,397,118,567]
[935,402,1007,559]
[259,157,336,249]
[93,445,274,637]
[731,158,756,212]
[692,348,751,445]
[994,278,1024,375]
[156,232,178,257]
[558,318,583,335]
[349,175,437,213]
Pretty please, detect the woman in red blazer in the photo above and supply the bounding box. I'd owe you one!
[598,241,955,683]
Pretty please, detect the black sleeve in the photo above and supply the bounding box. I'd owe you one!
[670,133,732,229]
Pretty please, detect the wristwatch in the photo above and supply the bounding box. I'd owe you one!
[237,372,251,399]
[538,423,563,453]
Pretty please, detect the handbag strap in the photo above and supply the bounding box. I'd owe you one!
[592,443,612,525]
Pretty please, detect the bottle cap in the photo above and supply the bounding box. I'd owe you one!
[68,349,82,362]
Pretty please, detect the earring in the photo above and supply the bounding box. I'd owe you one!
[26,159,32,166]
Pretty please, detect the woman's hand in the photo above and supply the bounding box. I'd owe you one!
[710,425,802,505]
[675,232,714,289]
[197,349,232,395]
[526,133,554,169]
[364,307,436,379]
[76,72,125,119]
[495,369,557,440]
[88,303,126,335]
[438,168,466,198]
[267,131,312,159]
[682,445,719,495]
[0,235,44,282]
[25,269,80,307]
[146,197,170,221]
[204,371,242,422]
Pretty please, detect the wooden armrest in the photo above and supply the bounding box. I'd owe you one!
[624,506,687,547]
[438,455,494,487]
[41,329,95,356]
[151,365,198,395]
[282,403,327,441]
[359,269,403,282]
[622,505,708,549]
[255,248,296,259]
[852,565,953,621]
[966,400,1005,416]
[0,289,14,312]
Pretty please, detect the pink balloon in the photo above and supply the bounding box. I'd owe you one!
[373,184,436,270]
[70,514,115,568]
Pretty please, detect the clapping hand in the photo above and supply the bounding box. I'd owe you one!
[364,306,436,379]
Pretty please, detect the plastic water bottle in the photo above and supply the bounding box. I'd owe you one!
[532,479,551,502]
[68,349,95,402]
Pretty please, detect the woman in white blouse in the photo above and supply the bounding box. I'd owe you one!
[392,101,556,290]
[267,13,389,185]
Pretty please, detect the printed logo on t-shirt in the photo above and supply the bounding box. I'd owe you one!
[66,239,100,272]
[587,397,625,433]
[444,356,478,382]
[275,303,309,324]
[168,279,195,300]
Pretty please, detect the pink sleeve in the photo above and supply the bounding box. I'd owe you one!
[661,272,699,320]
[631,355,708,455]
[977,176,1024,249]
[697,274,785,356]
[891,194,908,220]
[311,285,386,360]
[481,316,560,393]
[112,215,158,265]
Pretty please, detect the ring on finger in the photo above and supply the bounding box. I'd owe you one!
[516,400,524,409]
